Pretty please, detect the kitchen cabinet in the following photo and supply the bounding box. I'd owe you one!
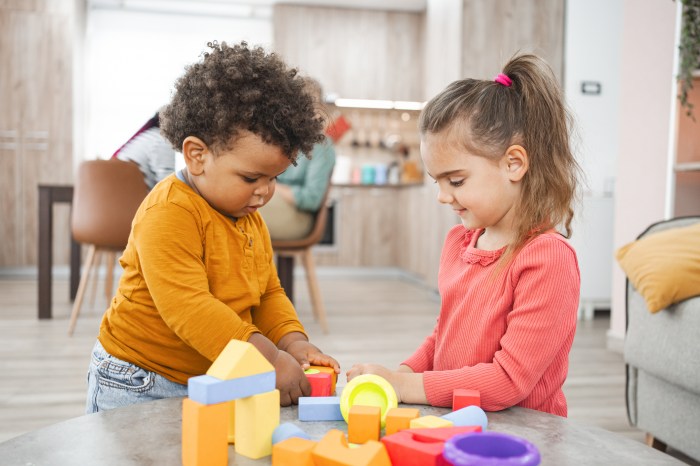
[0,0,75,267]
[272,4,424,101]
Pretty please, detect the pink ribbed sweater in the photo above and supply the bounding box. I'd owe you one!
[402,226,580,417]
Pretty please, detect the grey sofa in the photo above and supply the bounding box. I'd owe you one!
[625,216,700,461]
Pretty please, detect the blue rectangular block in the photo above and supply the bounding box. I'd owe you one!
[187,371,275,405]
[298,396,344,421]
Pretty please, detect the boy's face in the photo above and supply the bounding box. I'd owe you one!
[184,131,291,218]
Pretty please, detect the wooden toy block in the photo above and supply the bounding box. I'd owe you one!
[441,405,488,431]
[272,436,316,466]
[228,400,236,444]
[348,405,381,444]
[182,397,228,466]
[452,388,481,411]
[305,370,332,397]
[409,415,453,429]
[311,429,391,466]
[385,407,420,436]
[235,389,280,459]
[298,396,344,421]
[207,339,274,380]
[272,422,311,445]
[308,365,337,394]
[188,371,275,405]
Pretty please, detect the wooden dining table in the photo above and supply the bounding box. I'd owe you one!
[0,396,684,465]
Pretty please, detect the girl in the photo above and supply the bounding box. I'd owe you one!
[347,54,581,417]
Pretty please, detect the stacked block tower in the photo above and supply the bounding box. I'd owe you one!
[182,339,280,465]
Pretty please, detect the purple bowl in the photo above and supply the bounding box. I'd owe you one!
[442,431,541,466]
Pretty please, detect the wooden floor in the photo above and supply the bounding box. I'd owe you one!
[0,269,697,464]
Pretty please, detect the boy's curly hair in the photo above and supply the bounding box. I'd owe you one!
[160,41,325,162]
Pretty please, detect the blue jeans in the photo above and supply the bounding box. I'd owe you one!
[86,340,188,414]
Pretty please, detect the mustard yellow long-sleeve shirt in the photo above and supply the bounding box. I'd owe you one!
[98,174,306,384]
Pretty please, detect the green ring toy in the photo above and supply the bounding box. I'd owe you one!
[340,374,398,428]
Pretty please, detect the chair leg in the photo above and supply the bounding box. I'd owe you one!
[88,250,102,311]
[645,433,667,451]
[104,251,116,303]
[68,245,97,336]
[300,248,328,334]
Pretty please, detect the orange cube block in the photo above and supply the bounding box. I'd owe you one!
[348,405,381,444]
[384,407,421,435]
[182,397,228,466]
[272,436,316,466]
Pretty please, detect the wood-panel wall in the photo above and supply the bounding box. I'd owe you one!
[0,0,74,267]
[461,0,564,81]
[272,4,424,101]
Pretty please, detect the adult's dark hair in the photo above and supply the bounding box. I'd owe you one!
[160,41,324,162]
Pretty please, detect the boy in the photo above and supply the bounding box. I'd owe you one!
[86,41,339,412]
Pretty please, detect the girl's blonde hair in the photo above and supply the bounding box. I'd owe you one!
[419,53,580,262]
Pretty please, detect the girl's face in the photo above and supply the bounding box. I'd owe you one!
[421,130,526,243]
[184,131,291,218]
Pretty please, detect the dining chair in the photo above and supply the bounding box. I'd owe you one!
[67,159,149,335]
[271,188,332,334]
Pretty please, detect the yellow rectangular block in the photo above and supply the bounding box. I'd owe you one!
[182,397,228,466]
[348,405,381,444]
[272,436,316,466]
[235,389,281,459]
[228,400,236,444]
[207,339,274,380]
[409,415,453,429]
[385,407,420,435]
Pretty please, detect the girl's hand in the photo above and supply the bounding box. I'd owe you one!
[272,350,311,406]
[347,363,427,405]
[285,340,341,374]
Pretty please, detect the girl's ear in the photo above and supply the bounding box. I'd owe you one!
[182,136,209,176]
[504,144,529,182]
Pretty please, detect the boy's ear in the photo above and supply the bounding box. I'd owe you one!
[182,136,209,175]
[504,144,528,182]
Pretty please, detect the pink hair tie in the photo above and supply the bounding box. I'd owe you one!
[494,73,512,87]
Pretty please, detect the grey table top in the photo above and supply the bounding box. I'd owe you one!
[0,397,683,465]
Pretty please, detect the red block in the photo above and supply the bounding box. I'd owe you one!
[452,389,481,411]
[381,426,482,466]
[306,372,332,397]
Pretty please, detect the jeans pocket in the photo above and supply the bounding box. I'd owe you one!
[96,357,155,393]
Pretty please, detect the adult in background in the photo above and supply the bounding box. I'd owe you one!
[260,77,336,240]
[112,112,176,190]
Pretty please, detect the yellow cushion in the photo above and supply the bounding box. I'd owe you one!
[616,222,700,313]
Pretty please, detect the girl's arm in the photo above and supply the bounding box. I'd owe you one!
[421,238,580,410]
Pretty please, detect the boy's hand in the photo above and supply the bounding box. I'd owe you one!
[273,350,312,406]
[284,340,341,375]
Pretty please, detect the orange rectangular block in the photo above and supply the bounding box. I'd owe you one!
[385,407,421,436]
[182,397,228,466]
[272,436,316,466]
[348,405,381,444]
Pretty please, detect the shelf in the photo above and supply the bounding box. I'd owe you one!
[674,162,700,172]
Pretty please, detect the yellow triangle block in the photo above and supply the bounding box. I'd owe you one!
[207,339,274,380]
